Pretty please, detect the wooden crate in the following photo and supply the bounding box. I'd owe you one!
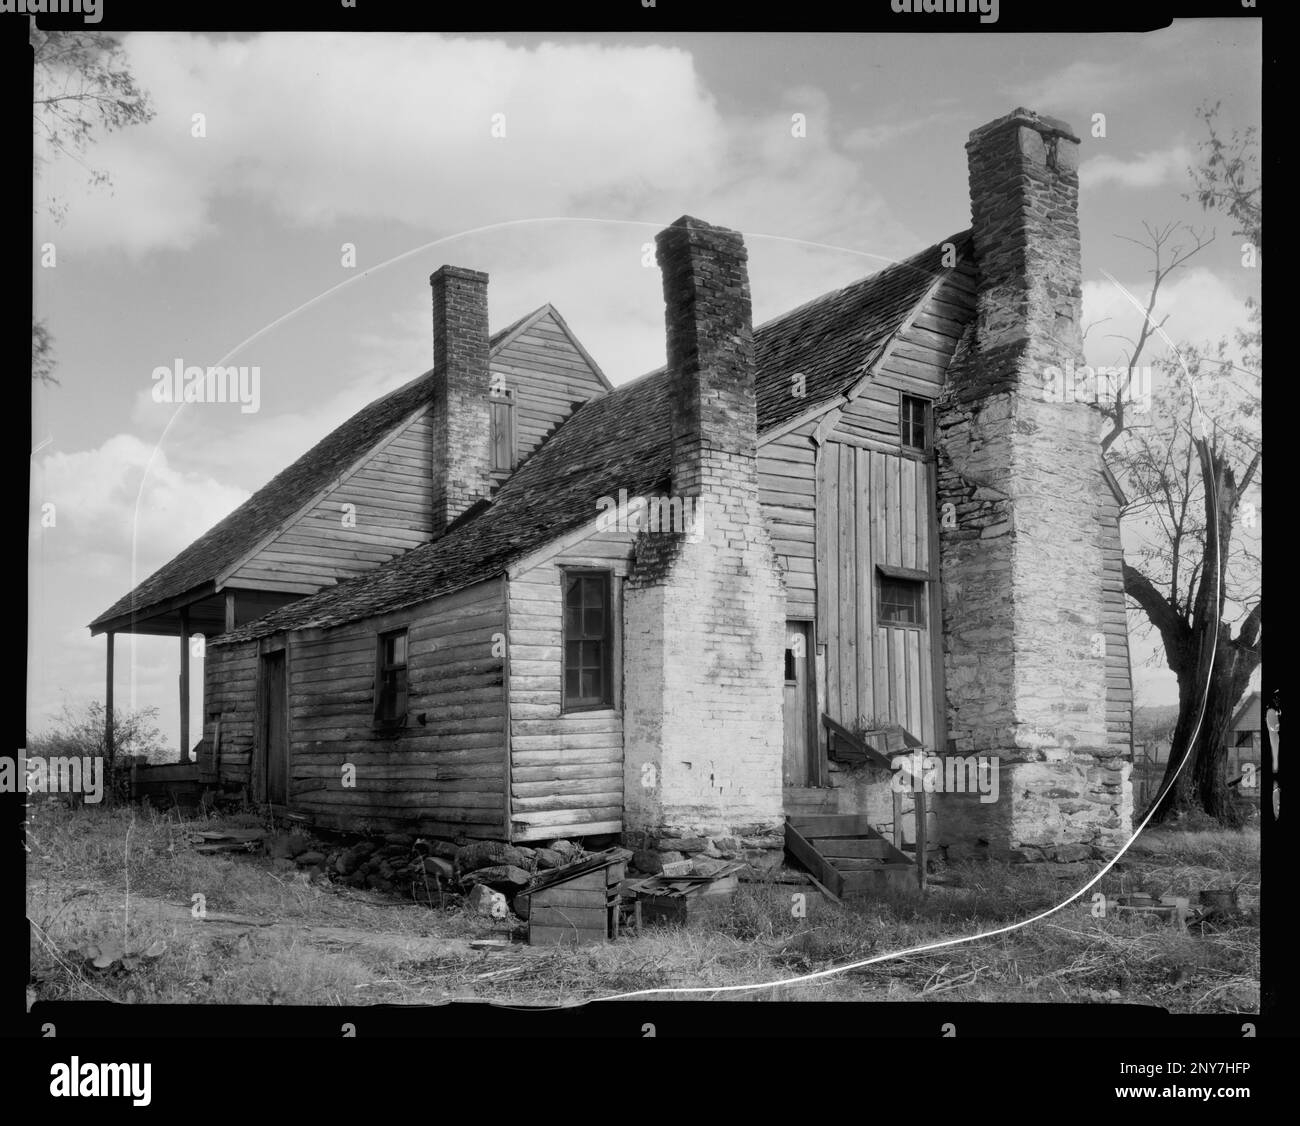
[526,856,626,946]
[638,874,739,928]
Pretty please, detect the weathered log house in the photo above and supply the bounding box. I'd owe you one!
[92,108,1134,866]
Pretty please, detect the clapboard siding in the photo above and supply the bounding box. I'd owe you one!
[758,419,818,619]
[223,311,607,600]
[227,411,435,593]
[817,441,937,747]
[507,525,635,841]
[212,579,509,837]
[1100,487,1134,750]
[291,579,507,837]
[491,310,609,465]
[831,266,976,450]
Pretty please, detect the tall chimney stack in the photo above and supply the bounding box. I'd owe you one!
[657,216,760,501]
[429,265,492,533]
[622,217,786,863]
[935,109,1127,854]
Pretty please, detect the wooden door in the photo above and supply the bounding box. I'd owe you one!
[259,651,288,805]
[783,622,815,786]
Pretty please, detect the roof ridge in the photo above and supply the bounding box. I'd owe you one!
[752,229,971,336]
[107,225,977,640]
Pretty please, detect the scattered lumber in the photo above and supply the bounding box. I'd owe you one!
[189,828,266,854]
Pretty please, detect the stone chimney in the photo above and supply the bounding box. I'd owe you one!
[934,109,1127,855]
[622,217,787,862]
[429,265,492,533]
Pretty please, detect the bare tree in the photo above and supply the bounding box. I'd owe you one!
[1101,105,1262,824]
[1110,345,1261,823]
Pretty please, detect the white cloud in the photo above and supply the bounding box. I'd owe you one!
[32,433,250,586]
[1082,266,1251,370]
[34,34,912,267]
[1079,145,1193,191]
[30,438,245,748]
[1003,60,1134,120]
[36,35,727,256]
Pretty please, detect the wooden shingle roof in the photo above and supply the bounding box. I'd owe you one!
[217,369,673,642]
[89,316,549,633]
[212,232,969,644]
[756,233,969,432]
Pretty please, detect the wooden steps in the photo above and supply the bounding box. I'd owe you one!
[785,814,917,899]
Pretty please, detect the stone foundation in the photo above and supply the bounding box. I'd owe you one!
[935,756,1132,855]
[622,827,785,876]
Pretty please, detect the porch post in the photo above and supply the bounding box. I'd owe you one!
[179,608,190,763]
[105,631,115,764]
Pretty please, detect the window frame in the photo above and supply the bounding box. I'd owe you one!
[900,393,931,452]
[373,627,410,730]
[489,385,516,474]
[561,569,613,713]
[877,572,927,630]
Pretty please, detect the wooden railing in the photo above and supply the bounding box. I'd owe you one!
[820,713,929,890]
[821,714,894,769]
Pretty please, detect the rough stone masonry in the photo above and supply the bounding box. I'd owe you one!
[622,216,788,870]
[934,108,1132,857]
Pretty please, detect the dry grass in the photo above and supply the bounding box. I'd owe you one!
[25,802,1259,1011]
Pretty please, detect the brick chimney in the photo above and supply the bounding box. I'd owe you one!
[934,109,1127,855]
[429,265,492,533]
[622,217,787,860]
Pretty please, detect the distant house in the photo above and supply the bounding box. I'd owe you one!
[91,108,1134,868]
[1227,690,1262,781]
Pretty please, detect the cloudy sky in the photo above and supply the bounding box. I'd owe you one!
[29,23,1261,751]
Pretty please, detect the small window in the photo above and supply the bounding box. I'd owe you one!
[879,577,925,627]
[901,394,930,451]
[563,572,611,711]
[489,387,515,472]
[375,628,409,725]
[784,647,798,683]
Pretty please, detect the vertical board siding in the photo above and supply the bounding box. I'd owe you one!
[815,443,939,744]
[758,420,819,620]
[508,525,635,841]
[491,311,609,464]
[836,442,856,724]
[809,268,973,744]
[228,411,435,593]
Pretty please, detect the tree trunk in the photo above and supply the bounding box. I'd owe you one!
[1148,620,1258,826]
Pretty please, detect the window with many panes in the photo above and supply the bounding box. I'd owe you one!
[900,394,930,451]
[374,628,409,725]
[563,572,611,711]
[878,577,925,627]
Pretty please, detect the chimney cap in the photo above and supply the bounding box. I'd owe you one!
[968,107,1080,147]
[658,214,744,240]
[429,264,489,286]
